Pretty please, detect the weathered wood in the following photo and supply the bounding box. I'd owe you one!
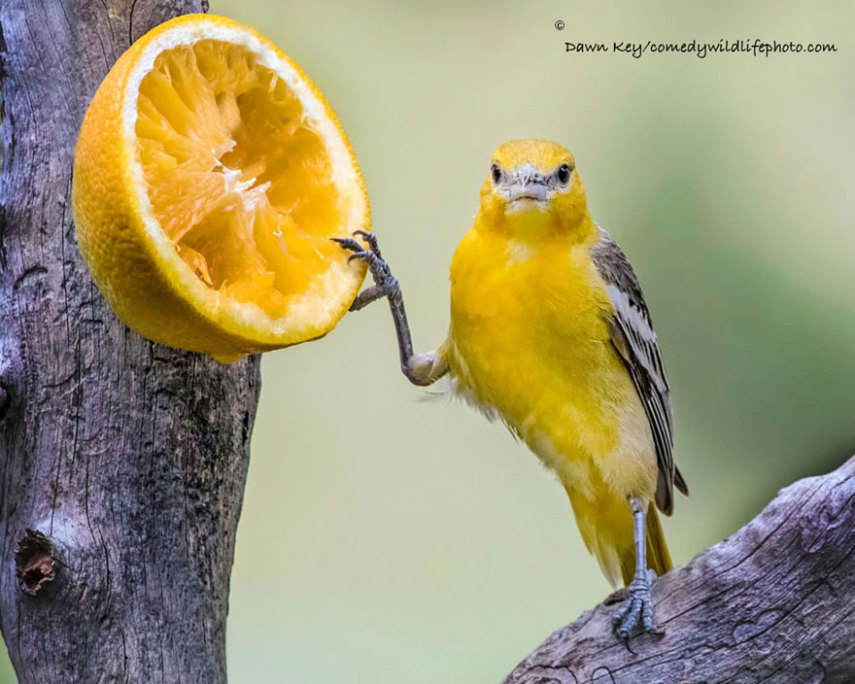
[505,456,855,684]
[0,2,260,682]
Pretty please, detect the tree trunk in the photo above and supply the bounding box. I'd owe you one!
[504,456,855,684]
[0,2,261,682]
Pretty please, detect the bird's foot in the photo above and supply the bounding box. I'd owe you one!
[612,569,663,643]
[331,230,384,270]
[332,231,400,310]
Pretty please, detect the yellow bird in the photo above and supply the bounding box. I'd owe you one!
[335,138,688,638]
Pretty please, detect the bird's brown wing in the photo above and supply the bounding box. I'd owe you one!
[590,228,688,515]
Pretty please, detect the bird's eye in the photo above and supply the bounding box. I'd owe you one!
[491,164,502,184]
[557,163,572,184]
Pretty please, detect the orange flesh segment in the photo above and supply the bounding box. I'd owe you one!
[135,39,344,319]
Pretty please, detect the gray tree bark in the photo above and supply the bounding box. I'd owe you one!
[504,456,855,684]
[0,1,260,682]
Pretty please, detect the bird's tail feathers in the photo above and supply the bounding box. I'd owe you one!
[568,490,673,588]
[641,503,673,583]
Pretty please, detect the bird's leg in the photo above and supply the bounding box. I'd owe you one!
[612,497,663,641]
[332,231,447,386]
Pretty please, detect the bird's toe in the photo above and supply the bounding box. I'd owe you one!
[611,573,663,641]
[330,237,364,253]
[352,229,380,255]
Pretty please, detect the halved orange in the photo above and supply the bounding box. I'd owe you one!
[72,14,369,362]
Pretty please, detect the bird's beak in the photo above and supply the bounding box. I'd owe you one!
[503,163,550,203]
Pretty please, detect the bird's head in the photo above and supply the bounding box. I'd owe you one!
[479,139,591,238]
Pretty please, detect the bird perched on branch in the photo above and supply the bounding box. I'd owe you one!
[334,138,688,639]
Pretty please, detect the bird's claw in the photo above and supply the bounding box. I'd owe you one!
[332,232,398,299]
[612,569,663,643]
[331,230,380,258]
[330,237,364,253]
[346,250,378,267]
[352,229,381,257]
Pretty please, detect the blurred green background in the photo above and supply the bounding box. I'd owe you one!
[2,0,853,682]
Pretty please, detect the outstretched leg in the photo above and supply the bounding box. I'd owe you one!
[612,497,663,641]
[333,231,448,386]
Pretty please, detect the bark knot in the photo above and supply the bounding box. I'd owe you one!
[0,382,10,420]
[15,529,57,596]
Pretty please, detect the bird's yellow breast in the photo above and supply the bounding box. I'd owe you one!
[443,220,655,499]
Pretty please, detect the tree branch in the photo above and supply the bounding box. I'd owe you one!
[504,456,855,683]
[0,2,260,681]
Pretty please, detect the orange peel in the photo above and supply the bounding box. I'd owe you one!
[72,14,369,362]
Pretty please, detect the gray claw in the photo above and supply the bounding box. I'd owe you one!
[352,230,381,257]
[347,251,375,265]
[612,570,663,641]
[332,233,397,296]
[330,237,364,253]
